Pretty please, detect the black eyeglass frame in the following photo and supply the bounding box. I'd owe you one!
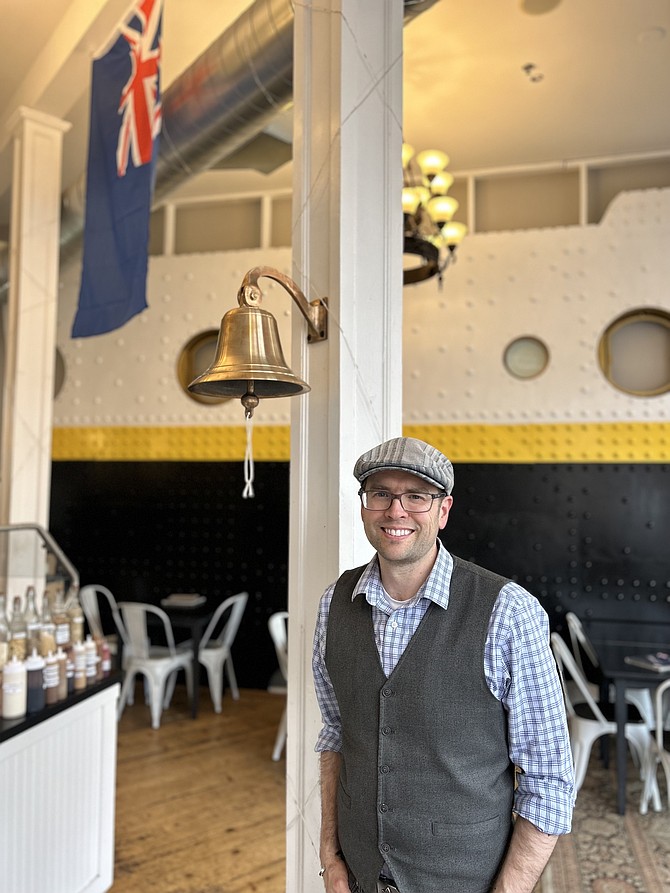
[358,488,447,513]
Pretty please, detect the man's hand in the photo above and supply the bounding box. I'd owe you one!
[320,855,350,892]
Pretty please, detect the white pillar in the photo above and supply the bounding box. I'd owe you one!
[1,107,70,528]
[287,2,404,891]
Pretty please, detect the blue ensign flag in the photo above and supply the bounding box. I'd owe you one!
[72,0,163,338]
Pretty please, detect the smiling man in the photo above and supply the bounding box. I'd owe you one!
[312,437,574,893]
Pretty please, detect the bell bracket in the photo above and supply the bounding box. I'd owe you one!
[237,266,328,343]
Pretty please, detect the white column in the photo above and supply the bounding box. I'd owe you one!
[287,2,404,891]
[1,107,70,528]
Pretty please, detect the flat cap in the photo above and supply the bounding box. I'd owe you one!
[354,436,454,495]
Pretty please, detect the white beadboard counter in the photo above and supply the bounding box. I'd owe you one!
[0,678,120,893]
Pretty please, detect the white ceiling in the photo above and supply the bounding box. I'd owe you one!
[0,0,669,229]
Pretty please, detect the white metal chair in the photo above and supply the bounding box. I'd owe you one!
[653,677,670,807]
[81,583,138,701]
[268,611,288,761]
[550,632,660,814]
[197,591,248,713]
[565,611,655,727]
[117,602,194,729]
[80,583,130,652]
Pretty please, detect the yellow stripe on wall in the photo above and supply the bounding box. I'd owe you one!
[52,425,291,461]
[52,422,670,463]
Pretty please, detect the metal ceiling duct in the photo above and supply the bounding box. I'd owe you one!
[0,0,437,295]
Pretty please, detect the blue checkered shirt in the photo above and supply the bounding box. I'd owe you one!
[312,541,575,835]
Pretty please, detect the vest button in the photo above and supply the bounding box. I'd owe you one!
[382,687,393,697]
[381,843,391,853]
[381,726,392,735]
[379,803,389,813]
[380,765,391,774]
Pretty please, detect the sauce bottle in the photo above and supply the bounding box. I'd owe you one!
[2,655,27,719]
[26,649,46,714]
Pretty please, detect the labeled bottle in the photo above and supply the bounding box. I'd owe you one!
[39,595,56,657]
[8,596,27,661]
[44,651,60,706]
[26,649,46,714]
[84,635,98,685]
[0,594,9,669]
[66,651,75,696]
[52,590,71,651]
[66,586,85,646]
[2,655,27,719]
[56,647,68,701]
[24,586,41,656]
[73,641,86,691]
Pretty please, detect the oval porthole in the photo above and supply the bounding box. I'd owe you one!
[598,308,670,397]
[503,336,549,380]
[54,347,66,398]
[177,329,229,405]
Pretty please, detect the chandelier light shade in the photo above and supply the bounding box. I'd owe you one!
[402,142,467,285]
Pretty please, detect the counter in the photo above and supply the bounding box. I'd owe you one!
[0,676,120,893]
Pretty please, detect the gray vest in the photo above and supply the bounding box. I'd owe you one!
[325,554,515,893]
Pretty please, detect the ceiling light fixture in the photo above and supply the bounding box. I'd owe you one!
[402,143,467,285]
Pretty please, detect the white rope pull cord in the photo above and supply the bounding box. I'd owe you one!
[242,413,255,499]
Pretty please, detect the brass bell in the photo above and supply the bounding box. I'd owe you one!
[188,266,327,417]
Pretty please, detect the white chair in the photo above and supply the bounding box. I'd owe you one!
[197,592,248,713]
[654,678,670,807]
[268,611,288,761]
[80,583,130,653]
[550,632,660,814]
[81,583,138,701]
[565,611,655,728]
[117,602,194,729]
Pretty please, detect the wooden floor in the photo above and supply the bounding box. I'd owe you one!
[114,685,287,893]
[114,684,670,893]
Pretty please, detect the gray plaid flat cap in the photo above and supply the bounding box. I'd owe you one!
[354,437,454,494]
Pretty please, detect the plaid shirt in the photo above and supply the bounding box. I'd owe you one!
[312,541,575,835]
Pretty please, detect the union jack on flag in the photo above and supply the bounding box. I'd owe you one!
[73,0,163,338]
[117,0,162,177]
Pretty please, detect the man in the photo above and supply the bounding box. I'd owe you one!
[313,437,574,893]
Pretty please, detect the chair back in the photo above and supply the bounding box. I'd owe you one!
[80,584,130,648]
[118,602,178,658]
[268,611,288,681]
[200,592,248,650]
[550,632,607,724]
[565,611,600,677]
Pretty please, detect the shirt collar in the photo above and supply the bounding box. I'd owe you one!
[352,540,453,611]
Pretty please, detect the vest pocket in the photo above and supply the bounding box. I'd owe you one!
[430,813,501,838]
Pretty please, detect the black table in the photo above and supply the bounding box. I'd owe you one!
[157,601,214,719]
[586,620,670,815]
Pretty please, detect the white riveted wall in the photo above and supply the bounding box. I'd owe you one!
[402,188,670,425]
[55,248,293,428]
[54,189,670,432]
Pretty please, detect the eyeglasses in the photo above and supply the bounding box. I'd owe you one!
[359,488,446,513]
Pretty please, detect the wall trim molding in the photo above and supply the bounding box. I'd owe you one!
[52,422,670,462]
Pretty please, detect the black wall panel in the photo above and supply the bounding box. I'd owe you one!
[440,463,670,634]
[50,461,289,689]
[50,461,670,689]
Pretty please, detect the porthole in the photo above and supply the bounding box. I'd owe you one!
[177,330,229,405]
[54,348,66,398]
[598,308,670,397]
[503,336,549,380]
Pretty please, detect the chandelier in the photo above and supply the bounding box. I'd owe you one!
[402,144,467,285]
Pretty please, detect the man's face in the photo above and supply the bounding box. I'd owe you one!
[360,470,452,570]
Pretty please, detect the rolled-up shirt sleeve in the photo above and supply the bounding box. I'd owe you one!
[312,582,343,752]
[487,583,576,835]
